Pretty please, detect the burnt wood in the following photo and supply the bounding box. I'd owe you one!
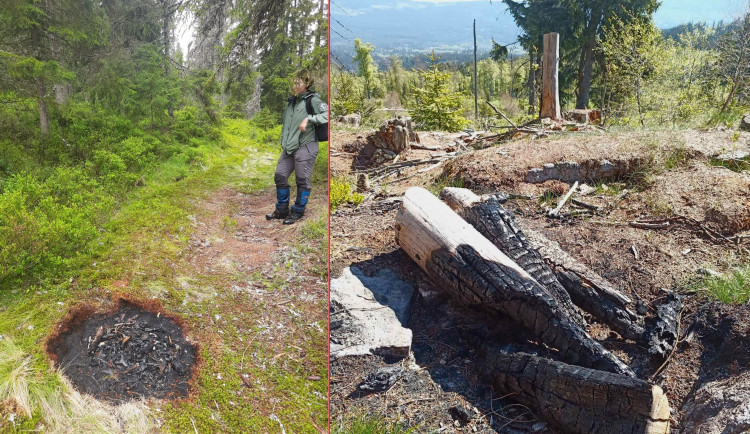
[442,187,647,344]
[396,187,634,377]
[478,343,670,434]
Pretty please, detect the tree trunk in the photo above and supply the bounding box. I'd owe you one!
[541,33,561,119]
[395,187,635,377]
[527,51,536,115]
[440,188,586,328]
[478,344,671,434]
[314,0,325,49]
[576,35,597,109]
[441,187,646,343]
[38,78,50,136]
[162,0,174,118]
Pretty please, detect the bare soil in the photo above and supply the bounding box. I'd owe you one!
[330,126,750,433]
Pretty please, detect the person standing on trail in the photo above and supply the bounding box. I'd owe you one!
[266,69,328,225]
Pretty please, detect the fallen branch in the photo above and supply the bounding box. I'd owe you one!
[485,99,518,130]
[630,215,743,244]
[548,181,579,218]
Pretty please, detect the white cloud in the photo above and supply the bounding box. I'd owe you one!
[334,5,365,16]
[371,4,392,10]
[396,2,426,9]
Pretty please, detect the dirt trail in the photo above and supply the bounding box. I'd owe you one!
[164,186,329,432]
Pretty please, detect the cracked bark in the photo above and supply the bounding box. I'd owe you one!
[396,187,634,377]
[477,343,670,434]
[441,187,646,344]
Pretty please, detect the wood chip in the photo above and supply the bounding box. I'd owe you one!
[240,374,253,388]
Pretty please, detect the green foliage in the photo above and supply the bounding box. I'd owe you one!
[334,415,415,434]
[330,177,364,211]
[0,168,111,286]
[600,13,664,126]
[700,266,750,304]
[354,38,377,99]
[411,52,469,132]
[332,67,366,115]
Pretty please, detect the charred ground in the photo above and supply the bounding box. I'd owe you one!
[330,125,750,433]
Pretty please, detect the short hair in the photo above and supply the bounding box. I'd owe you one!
[295,69,314,89]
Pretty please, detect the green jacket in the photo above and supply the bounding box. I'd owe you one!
[280,90,328,154]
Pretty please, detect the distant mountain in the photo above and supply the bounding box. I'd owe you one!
[331,0,745,70]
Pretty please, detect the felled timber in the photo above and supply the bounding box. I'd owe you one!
[395,187,634,377]
[441,187,645,343]
[440,187,587,328]
[478,343,671,434]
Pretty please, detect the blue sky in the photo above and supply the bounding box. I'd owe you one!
[331,0,749,52]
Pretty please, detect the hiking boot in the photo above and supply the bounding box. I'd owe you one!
[282,211,304,225]
[266,207,289,220]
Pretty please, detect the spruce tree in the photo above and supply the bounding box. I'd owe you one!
[411,51,468,132]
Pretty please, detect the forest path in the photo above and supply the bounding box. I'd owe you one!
[0,121,328,433]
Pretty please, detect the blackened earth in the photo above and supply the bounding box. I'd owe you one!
[48,303,197,404]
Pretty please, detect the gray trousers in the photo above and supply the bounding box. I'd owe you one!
[274,141,319,191]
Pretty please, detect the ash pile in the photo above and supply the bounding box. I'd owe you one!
[48,302,198,404]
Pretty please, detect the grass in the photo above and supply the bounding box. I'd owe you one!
[333,415,416,434]
[428,173,465,196]
[709,156,750,173]
[0,118,328,432]
[699,266,750,304]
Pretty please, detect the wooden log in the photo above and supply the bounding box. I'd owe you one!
[441,187,645,343]
[478,344,671,434]
[396,187,634,377]
[541,32,561,120]
[441,187,587,328]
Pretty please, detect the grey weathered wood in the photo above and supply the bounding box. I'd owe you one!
[478,344,671,434]
[396,187,634,377]
[548,181,578,218]
[442,187,644,343]
[541,32,561,120]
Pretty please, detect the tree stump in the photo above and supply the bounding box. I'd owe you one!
[367,116,420,154]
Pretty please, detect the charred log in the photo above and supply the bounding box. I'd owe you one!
[647,292,683,358]
[477,343,671,434]
[396,187,634,377]
[441,187,645,343]
[440,187,587,328]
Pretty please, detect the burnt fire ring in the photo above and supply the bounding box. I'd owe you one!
[46,299,198,404]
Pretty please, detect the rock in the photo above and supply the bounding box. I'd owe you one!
[357,366,402,392]
[371,148,397,166]
[740,114,750,132]
[367,116,420,154]
[578,183,596,196]
[682,371,750,433]
[330,267,413,359]
[524,158,646,184]
[349,267,413,325]
[335,113,361,127]
[448,406,474,425]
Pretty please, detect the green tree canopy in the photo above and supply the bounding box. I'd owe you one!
[411,51,468,132]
